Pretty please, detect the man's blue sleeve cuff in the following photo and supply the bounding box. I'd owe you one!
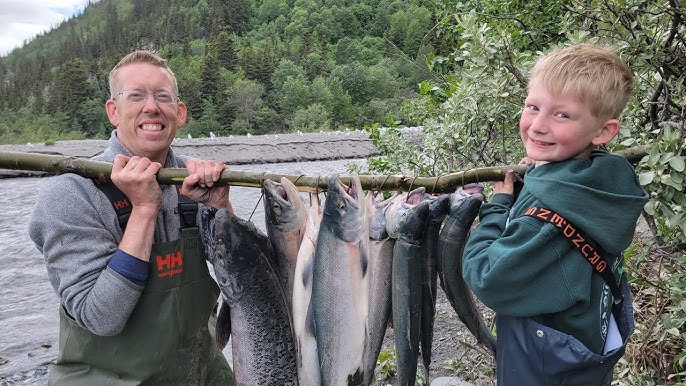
[108,249,149,286]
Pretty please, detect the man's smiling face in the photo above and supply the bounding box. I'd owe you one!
[105,63,186,164]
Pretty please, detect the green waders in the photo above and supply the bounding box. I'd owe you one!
[49,188,235,385]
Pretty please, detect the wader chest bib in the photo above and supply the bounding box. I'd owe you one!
[50,181,233,385]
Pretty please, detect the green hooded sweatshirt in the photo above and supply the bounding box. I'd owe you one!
[463,149,648,354]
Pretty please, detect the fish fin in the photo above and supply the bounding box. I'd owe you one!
[347,367,365,386]
[215,299,231,350]
[302,253,314,287]
[305,298,316,337]
[359,240,368,277]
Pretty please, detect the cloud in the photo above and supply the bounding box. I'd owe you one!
[0,0,94,57]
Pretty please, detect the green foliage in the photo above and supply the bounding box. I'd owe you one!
[287,103,332,132]
[375,347,397,381]
[1,0,435,144]
[638,123,686,244]
[365,0,686,382]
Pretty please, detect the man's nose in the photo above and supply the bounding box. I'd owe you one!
[142,93,160,110]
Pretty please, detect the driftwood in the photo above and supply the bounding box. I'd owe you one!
[0,145,650,193]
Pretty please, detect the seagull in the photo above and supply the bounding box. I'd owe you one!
[187,133,192,139]
[210,132,216,140]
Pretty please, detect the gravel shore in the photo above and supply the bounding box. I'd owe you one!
[0,130,382,178]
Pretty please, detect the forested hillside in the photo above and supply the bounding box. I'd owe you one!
[0,0,440,143]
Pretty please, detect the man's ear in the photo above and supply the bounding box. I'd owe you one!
[176,101,187,127]
[105,99,119,126]
[592,118,620,146]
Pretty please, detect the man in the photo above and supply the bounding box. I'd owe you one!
[29,50,235,385]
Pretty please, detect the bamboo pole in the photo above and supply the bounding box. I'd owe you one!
[0,145,650,193]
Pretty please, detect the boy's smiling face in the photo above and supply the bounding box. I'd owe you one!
[519,79,619,167]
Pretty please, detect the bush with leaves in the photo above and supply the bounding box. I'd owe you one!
[366,0,685,382]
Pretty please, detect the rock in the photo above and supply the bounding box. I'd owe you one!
[431,377,476,386]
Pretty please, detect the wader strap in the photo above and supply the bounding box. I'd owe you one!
[523,206,623,304]
[92,177,198,230]
[92,177,132,228]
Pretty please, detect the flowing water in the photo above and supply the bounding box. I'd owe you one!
[0,158,366,385]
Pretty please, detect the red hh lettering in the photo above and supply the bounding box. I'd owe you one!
[113,199,130,210]
[156,251,184,277]
[156,254,171,271]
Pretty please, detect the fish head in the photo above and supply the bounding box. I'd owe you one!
[450,194,484,224]
[396,199,431,243]
[451,184,485,211]
[405,186,428,205]
[323,174,365,242]
[384,192,408,238]
[428,193,450,225]
[262,178,306,230]
[367,191,397,240]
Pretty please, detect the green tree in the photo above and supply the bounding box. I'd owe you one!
[229,78,267,130]
[50,57,93,133]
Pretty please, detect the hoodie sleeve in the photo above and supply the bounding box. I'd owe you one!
[28,174,143,336]
[462,193,591,316]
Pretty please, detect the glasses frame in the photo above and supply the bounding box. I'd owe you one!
[113,89,179,105]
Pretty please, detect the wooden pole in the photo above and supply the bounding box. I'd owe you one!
[0,145,650,193]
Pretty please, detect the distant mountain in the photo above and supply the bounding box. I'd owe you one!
[0,0,442,144]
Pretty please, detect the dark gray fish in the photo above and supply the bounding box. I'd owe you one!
[385,187,433,239]
[362,236,395,385]
[263,177,307,306]
[312,173,369,386]
[210,209,298,385]
[437,194,496,355]
[392,200,431,386]
[419,193,450,380]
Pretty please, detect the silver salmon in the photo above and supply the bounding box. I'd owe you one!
[362,237,395,384]
[312,174,369,386]
[263,177,307,305]
[292,193,324,386]
[210,210,298,385]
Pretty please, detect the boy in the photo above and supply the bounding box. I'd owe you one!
[462,43,649,385]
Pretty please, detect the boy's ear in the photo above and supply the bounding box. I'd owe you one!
[592,119,620,146]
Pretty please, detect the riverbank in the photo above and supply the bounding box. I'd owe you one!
[0,130,386,178]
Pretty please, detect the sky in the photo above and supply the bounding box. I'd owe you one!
[0,0,96,57]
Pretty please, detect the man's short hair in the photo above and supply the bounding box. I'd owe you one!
[108,50,178,98]
[530,43,634,120]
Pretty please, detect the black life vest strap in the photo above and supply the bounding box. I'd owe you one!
[523,206,624,304]
[92,177,198,230]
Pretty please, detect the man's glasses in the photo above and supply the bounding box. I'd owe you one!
[114,89,178,105]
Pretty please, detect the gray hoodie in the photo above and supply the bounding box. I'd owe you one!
[29,131,208,336]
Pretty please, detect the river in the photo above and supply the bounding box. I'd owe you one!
[0,158,366,385]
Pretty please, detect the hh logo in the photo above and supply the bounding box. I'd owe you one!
[156,251,184,278]
[113,199,130,210]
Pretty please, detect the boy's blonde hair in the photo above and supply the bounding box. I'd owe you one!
[108,50,179,98]
[530,43,634,120]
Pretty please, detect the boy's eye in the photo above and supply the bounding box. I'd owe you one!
[525,104,538,111]
[555,112,570,119]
